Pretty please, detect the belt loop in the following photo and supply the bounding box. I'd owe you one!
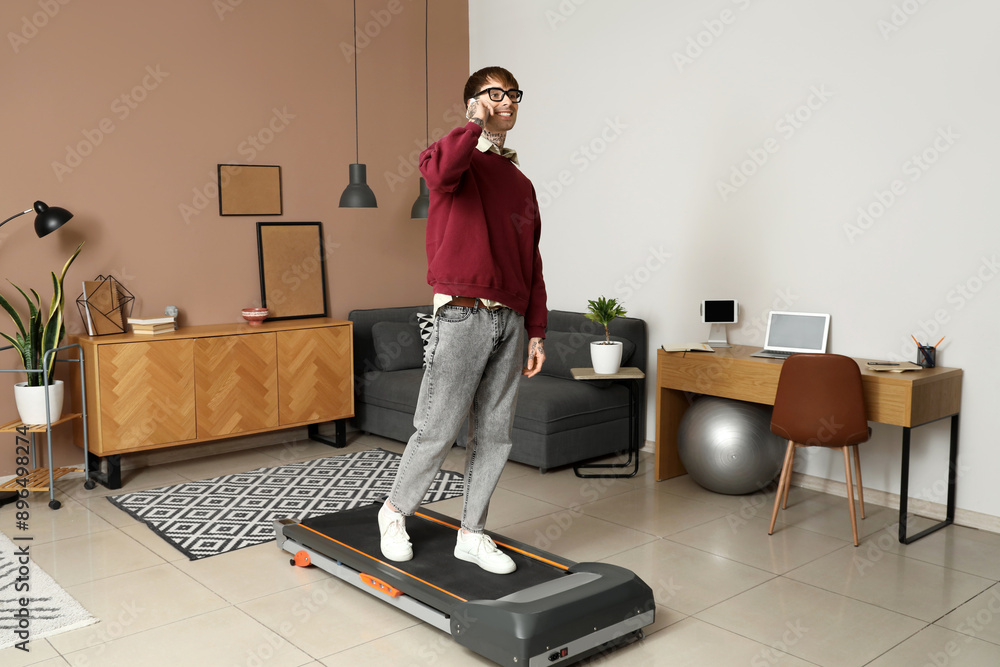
[473,298,479,313]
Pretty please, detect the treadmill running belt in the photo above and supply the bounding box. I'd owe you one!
[299,503,568,604]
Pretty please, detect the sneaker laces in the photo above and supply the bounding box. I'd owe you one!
[469,532,500,555]
[381,511,407,539]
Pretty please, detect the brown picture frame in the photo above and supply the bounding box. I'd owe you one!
[219,164,282,216]
[256,222,328,320]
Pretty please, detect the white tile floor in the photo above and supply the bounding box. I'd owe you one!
[4,432,1000,667]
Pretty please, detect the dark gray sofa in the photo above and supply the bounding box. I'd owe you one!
[349,306,647,473]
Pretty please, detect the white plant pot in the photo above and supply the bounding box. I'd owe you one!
[590,341,623,375]
[13,380,65,426]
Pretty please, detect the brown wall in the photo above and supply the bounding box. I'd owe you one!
[0,0,470,473]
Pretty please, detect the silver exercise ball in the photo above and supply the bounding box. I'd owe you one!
[677,397,786,495]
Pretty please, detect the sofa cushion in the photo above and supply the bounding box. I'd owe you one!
[541,331,636,380]
[371,322,423,371]
[361,368,425,413]
[513,375,629,435]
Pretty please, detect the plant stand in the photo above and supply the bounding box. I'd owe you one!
[0,343,92,509]
[570,366,646,479]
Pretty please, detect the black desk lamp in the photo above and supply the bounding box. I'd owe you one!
[0,201,73,237]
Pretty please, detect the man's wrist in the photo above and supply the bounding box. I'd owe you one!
[470,117,485,129]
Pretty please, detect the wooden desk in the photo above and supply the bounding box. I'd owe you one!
[654,345,962,543]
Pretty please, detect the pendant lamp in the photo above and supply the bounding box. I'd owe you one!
[410,0,430,219]
[339,0,377,208]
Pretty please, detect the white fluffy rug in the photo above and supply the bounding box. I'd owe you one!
[0,530,96,650]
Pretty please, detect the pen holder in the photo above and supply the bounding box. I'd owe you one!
[917,345,936,368]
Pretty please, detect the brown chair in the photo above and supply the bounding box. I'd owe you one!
[768,354,871,546]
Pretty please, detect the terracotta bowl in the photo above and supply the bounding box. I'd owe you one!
[242,307,268,326]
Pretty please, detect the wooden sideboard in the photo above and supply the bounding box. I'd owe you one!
[70,318,353,488]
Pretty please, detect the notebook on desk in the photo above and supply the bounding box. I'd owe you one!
[750,311,831,359]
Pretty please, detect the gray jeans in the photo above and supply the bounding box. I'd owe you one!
[388,304,524,532]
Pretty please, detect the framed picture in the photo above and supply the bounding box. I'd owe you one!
[219,164,282,216]
[256,222,328,320]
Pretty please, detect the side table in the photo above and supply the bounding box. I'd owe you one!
[570,367,645,478]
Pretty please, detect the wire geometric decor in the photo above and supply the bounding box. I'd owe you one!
[76,275,134,335]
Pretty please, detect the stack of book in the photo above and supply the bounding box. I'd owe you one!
[128,317,176,335]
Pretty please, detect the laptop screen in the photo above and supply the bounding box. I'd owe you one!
[764,311,830,353]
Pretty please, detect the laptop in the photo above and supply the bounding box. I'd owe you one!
[750,311,831,359]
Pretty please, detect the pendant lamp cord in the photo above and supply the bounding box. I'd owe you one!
[353,0,360,163]
[424,0,429,149]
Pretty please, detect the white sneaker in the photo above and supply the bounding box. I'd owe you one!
[454,530,516,574]
[378,503,412,562]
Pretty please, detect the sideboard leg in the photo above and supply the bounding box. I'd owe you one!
[87,451,122,490]
[308,420,347,448]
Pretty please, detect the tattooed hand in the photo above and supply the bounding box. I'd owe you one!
[523,337,546,377]
[466,96,493,128]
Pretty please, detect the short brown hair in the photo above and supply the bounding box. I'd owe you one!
[463,66,519,103]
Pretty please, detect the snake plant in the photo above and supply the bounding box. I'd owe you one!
[0,242,84,386]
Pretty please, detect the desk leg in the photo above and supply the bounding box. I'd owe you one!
[654,388,689,481]
[574,380,640,479]
[898,414,959,544]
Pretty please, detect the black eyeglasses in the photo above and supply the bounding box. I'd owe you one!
[473,87,523,103]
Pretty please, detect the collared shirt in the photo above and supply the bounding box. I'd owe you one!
[433,134,518,316]
[476,134,519,166]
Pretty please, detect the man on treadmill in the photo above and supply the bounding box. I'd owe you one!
[378,66,547,575]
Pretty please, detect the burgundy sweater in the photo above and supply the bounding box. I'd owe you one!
[419,121,547,339]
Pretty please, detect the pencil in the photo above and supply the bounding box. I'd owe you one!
[911,335,920,347]
[934,337,944,348]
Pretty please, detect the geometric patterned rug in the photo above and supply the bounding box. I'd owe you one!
[107,448,464,560]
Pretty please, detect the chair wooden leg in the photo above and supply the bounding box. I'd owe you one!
[842,446,859,546]
[852,444,865,520]
[769,441,795,536]
[782,443,797,509]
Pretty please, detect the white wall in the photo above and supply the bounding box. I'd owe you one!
[470,0,1000,519]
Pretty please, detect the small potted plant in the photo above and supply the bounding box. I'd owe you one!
[0,242,83,424]
[585,296,627,374]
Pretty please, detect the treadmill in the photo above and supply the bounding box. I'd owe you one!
[275,503,654,666]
